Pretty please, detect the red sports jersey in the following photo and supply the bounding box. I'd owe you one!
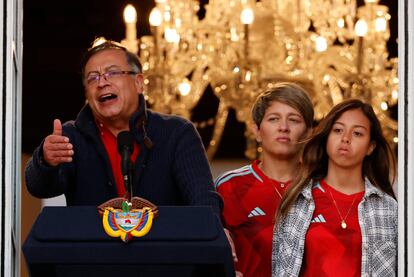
[301,180,364,277]
[215,160,290,277]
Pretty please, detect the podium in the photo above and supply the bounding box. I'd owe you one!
[23,206,235,277]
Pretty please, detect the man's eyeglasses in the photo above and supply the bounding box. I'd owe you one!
[85,70,137,85]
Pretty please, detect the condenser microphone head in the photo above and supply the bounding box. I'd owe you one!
[117,131,134,154]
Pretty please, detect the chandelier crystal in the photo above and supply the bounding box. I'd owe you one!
[120,0,398,160]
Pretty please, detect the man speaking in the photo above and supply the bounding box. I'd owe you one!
[24,37,222,215]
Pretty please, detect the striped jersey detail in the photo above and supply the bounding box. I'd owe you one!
[248,207,266,218]
[214,164,263,188]
[311,214,326,223]
[313,182,325,193]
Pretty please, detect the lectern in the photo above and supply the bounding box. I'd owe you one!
[23,206,234,277]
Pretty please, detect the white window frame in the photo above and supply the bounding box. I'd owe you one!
[0,0,23,276]
[398,0,414,275]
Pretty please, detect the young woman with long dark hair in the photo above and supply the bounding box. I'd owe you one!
[272,99,397,277]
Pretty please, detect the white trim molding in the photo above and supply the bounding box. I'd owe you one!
[398,0,414,275]
[0,0,23,276]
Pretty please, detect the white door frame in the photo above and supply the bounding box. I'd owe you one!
[0,0,23,276]
[398,0,414,275]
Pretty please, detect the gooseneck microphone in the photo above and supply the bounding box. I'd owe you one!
[117,131,134,198]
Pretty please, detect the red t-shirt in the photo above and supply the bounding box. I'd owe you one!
[97,121,139,197]
[216,160,290,277]
[301,180,364,277]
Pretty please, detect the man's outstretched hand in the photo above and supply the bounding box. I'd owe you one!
[42,119,73,166]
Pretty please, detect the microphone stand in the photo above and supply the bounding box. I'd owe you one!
[127,159,135,201]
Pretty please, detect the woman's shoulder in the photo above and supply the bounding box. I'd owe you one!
[214,164,254,189]
[364,179,398,211]
[376,192,398,214]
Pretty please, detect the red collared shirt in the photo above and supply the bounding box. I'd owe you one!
[96,121,139,197]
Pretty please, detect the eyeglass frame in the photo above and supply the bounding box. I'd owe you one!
[85,70,138,86]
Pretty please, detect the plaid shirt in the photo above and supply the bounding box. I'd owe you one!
[272,177,397,277]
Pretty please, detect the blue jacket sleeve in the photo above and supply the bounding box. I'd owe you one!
[25,140,73,199]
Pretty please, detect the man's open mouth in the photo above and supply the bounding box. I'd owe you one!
[99,93,117,102]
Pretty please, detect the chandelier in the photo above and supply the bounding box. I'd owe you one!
[120,0,398,160]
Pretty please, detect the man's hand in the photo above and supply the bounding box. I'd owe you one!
[42,119,74,166]
[224,228,243,277]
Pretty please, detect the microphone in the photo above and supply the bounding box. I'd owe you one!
[117,131,134,195]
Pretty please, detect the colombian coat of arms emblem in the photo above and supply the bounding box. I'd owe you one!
[99,197,158,242]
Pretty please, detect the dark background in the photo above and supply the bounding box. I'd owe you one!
[22,0,398,158]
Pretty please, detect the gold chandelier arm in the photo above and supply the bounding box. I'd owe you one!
[206,101,229,161]
[185,67,210,110]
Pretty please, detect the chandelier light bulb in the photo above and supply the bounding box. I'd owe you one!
[240,8,254,25]
[315,36,328,52]
[178,79,191,96]
[124,4,137,24]
[164,27,179,43]
[233,66,240,73]
[375,17,387,32]
[337,18,345,28]
[123,4,138,51]
[355,19,368,37]
[197,43,203,51]
[381,101,388,111]
[323,74,331,83]
[230,27,239,42]
[164,9,171,22]
[336,18,345,29]
[175,18,182,28]
[149,7,162,27]
[245,70,252,82]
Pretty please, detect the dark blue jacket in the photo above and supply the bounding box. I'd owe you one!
[25,96,222,214]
